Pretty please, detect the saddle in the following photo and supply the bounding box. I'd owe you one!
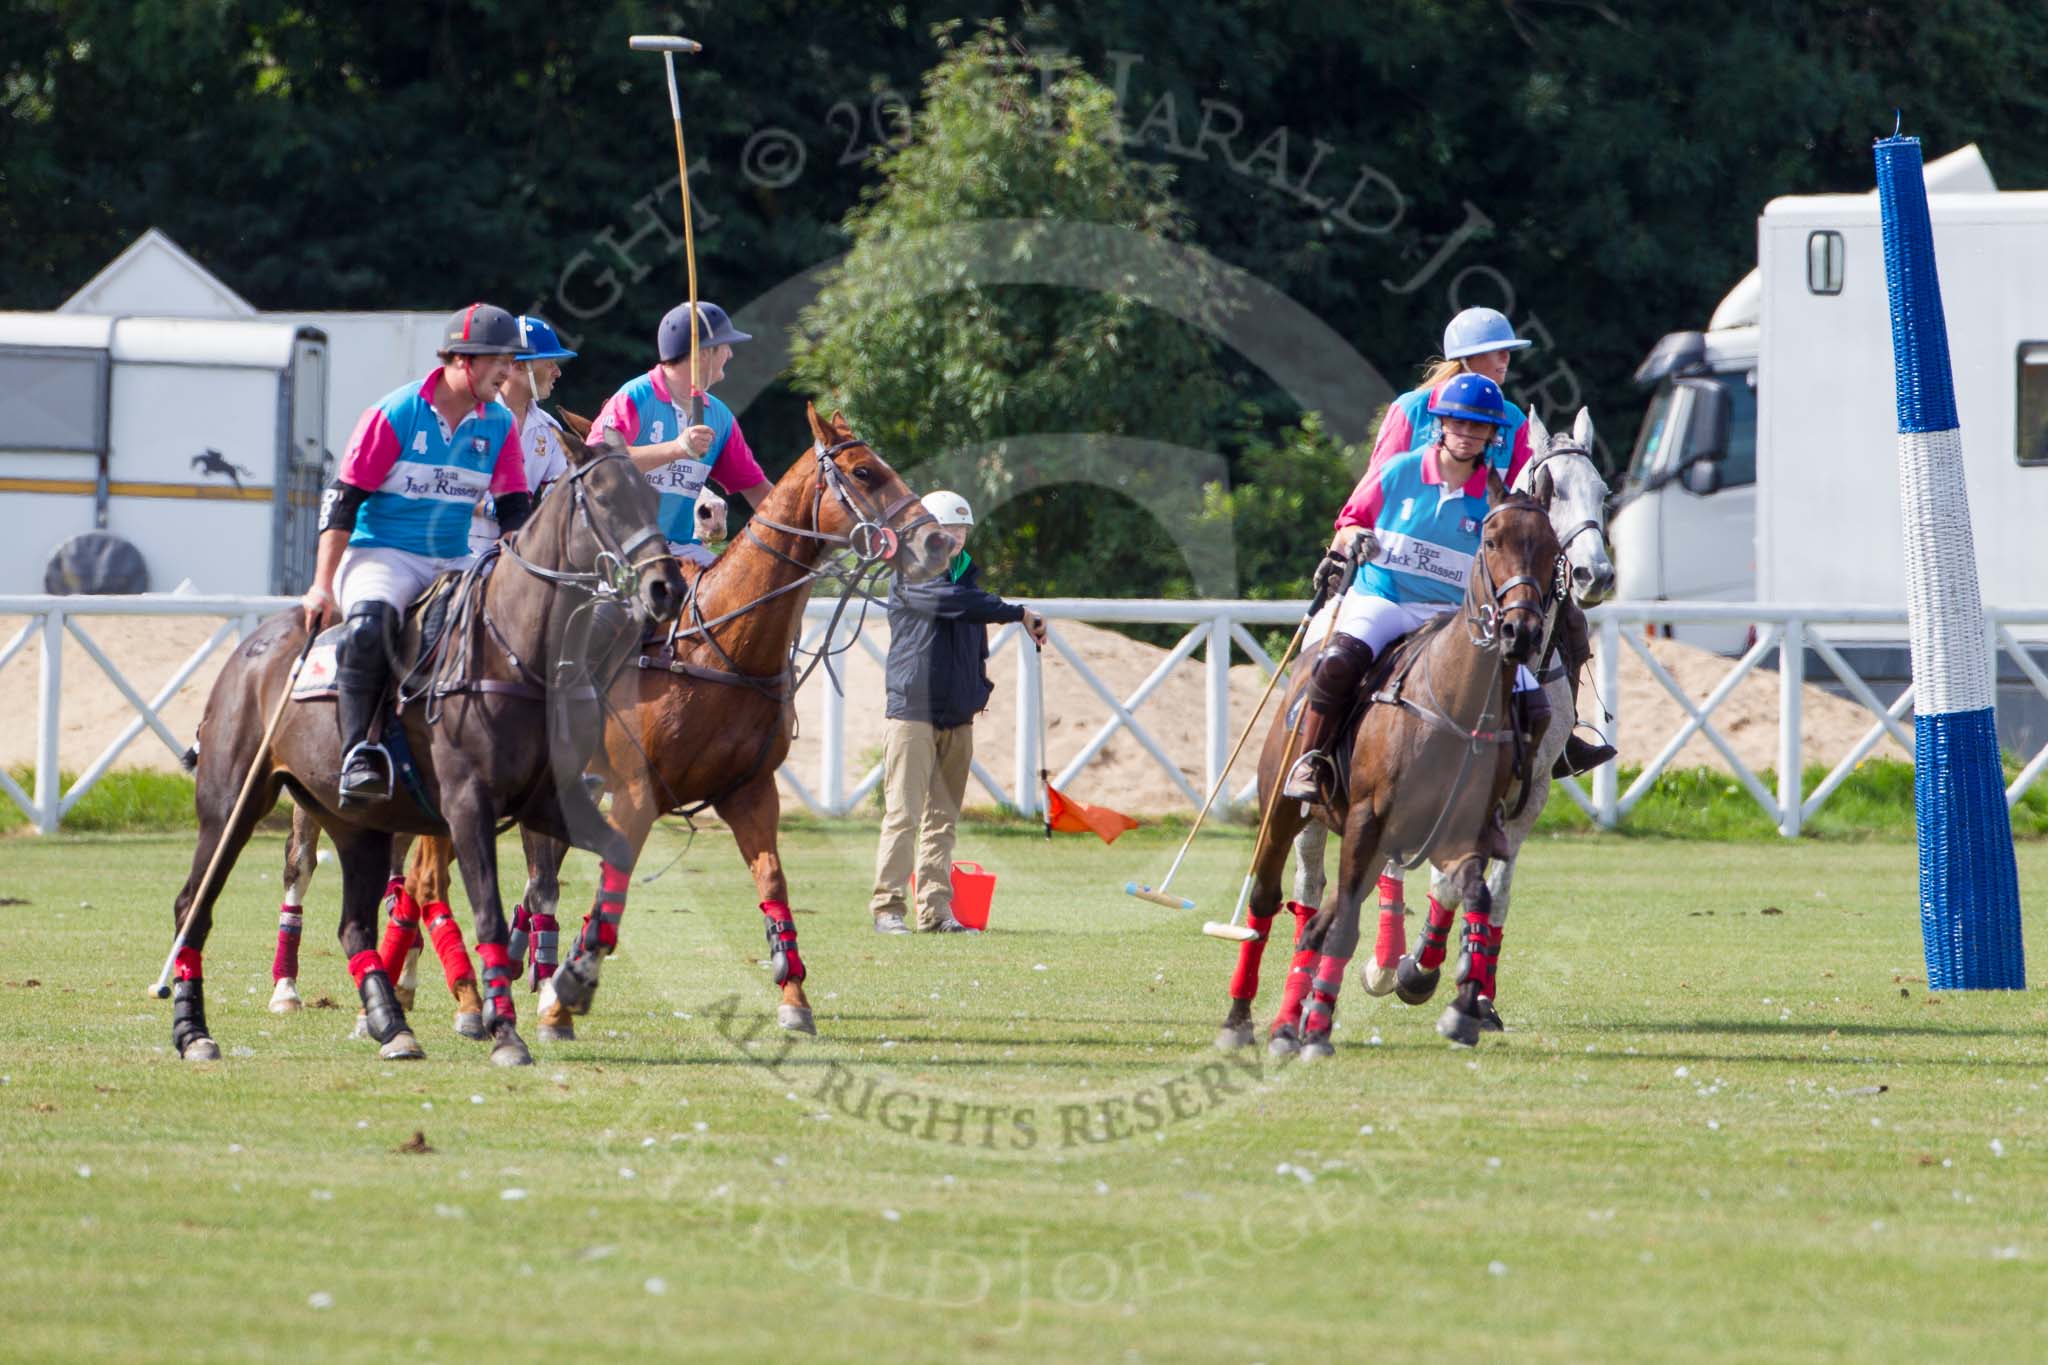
[291,571,465,703]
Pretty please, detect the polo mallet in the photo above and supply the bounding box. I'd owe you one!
[1124,597,1322,912]
[149,630,318,998]
[1035,637,1052,840]
[629,33,707,427]
[1202,550,1354,943]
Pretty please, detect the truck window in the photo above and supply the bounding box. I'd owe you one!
[0,347,109,453]
[2020,343,2048,467]
[1691,374,1757,488]
[1627,384,1678,484]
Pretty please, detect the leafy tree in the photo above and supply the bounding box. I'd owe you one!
[790,20,1230,598]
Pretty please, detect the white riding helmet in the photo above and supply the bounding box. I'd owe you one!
[920,490,975,529]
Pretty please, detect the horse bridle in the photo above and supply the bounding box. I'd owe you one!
[497,451,677,600]
[1519,439,1607,559]
[746,436,938,568]
[1465,498,1561,649]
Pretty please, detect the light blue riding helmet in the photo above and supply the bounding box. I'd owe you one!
[1442,307,1532,360]
[515,315,577,362]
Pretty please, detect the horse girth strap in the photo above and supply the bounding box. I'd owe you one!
[634,645,794,701]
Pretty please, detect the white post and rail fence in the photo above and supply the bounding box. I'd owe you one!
[7,593,2048,838]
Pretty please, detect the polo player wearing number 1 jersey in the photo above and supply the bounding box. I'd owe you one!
[301,303,533,807]
[587,300,774,567]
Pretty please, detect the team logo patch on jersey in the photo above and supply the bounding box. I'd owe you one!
[1460,516,1478,535]
[472,436,487,453]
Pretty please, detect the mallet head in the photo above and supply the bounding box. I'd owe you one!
[1202,921,1261,943]
[629,35,702,53]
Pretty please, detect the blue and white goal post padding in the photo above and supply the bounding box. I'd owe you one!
[1875,132,2026,989]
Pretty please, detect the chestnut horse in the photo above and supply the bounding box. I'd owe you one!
[1215,476,1561,1057]
[167,437,683,1066]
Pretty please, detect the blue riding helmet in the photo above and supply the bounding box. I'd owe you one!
[1442,306,1532,360]
[515,315,577,362]
[1428,372,1513,427]
[658,301,751,362]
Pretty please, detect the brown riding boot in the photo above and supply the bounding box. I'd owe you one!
[1282,635,1376,801]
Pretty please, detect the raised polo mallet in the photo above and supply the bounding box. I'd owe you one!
[629,33,707,426]
[149,631,318,998]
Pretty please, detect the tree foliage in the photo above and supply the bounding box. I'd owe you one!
[7,1,2048,595]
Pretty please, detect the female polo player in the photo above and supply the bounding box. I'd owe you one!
[1283,372,1551,813]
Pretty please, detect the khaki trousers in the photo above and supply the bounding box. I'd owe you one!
[869,719,973,930]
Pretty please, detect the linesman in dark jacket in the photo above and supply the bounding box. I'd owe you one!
[869,491,1046,934]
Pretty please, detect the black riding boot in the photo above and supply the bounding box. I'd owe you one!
[336,602,398,807]
[1550,601,1617,778]
[1283,635,1375,801]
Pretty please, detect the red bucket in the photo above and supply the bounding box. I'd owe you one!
[949,861,996,930]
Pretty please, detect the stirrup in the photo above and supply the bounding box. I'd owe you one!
[1282,750,1333,802]
[338,741,395,804]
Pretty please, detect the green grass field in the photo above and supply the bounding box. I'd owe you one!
[3,821,2047,1362]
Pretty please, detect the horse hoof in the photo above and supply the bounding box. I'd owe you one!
[1361,960,1400,997]
[1478,997,1505,1033]
[453,1011,487,1041]
[1215,1021,1256,1052]
[379,1031,425,1061]
[348,1012,372,1041]
[489,1026,533,1068]
[548,960,599,1015]
[179,1036,221,1062]
[538,1024,576,1043]
[268,979,303,1014]
[1394,955,1440,1006]
[1267,1027,1300,1058]
[1299,1035,1336,1061]
[776,1004,816,1035]
[1437,1005,1482,1048]
[537,996,575,1042]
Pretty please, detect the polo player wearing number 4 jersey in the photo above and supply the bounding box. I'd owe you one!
[301,303,532,807]
[588,301,773,567]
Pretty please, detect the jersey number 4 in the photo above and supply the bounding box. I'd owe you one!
[412,431,429,455]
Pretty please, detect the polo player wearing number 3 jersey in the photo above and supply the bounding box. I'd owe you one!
[587,300,774,567]
[300,303,532,807]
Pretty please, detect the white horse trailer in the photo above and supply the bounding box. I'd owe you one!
[0,313,329,595]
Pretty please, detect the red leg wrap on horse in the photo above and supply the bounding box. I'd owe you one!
[528,913,559,988]
[1303,955,1350,1033]
[377,886,423,980]
[1483,924,1504,1000]
[1376,874,1405,909]
[477,941,515,1024]
[424,903,474,990]
[1374,908,1406,969]
[762,900,804,984]
[1460,910,1489,985]
[1285,899,1316,944]
[174,946,203,981]
[585,862,630,952]
[347,950,383,990]
[1276,948,1317,1026]
[271,906,303,981]
[1416,897,1454,970]
[1227,913,1277,1001]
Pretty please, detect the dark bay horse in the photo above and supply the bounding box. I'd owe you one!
[167,437,684,1066]
[519,403,948,1039]
[1216,476,1562,1056]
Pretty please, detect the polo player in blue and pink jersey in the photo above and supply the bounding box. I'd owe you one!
[588,300,773,568]
[301,302,532,807]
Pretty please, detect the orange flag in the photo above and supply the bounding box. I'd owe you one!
[1044,780,1139,844]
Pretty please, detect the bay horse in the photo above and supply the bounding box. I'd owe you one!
[1289,407,1614,1033]
[1216,473,1562,1057]
[166,436,684,1066]
[517,403,947,1038]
